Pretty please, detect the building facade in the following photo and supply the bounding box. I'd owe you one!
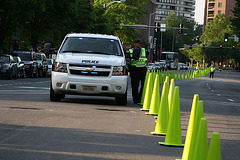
[155,0,196,23]
[138,0,156,45]
[203,0,236,31]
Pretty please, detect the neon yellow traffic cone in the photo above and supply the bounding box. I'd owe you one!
[192,118,208,160]
[168,79,175,114]
[181,94,199,160]
[166,70,169,78]
[207,132,221,160]
[159,86,184,147]
[176,70,179,80]
[140,70,150,105]
[147,74,160,115]
[181,97,206,160]
[141,73,153,111]
[151,81,169,135]
[152,70,156,85]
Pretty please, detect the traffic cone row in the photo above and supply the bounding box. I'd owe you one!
[159,86,184,147]
[177,95,221,160]
[139,71,221,159]
[151,80,169,135]
[140,67,212,110]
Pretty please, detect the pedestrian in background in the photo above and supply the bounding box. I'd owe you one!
[196,65,200,73]
[209,65,216,78]
[128,39,150,104]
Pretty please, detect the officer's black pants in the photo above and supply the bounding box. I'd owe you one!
[209,72,214,78]
[130,67,147,104]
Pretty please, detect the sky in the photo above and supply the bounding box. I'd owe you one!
[194,0,205,24]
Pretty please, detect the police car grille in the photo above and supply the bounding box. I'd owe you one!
[69,64,111,69]
[70,69,110,77]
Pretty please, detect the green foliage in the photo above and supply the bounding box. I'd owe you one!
[231,0,240,38]
[199,13,240,64]
[182,43,204,63]
[154,12,203,54]
[200,14,232,45]
[96,0,149,45]
[0,0,150,52]
[0,0,25,52]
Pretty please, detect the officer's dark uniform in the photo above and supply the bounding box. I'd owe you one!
[209,66,215,78]
[129,46,148,104]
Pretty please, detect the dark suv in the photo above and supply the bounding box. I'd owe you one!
[13,51,38,77]
[0,54,18,79]
[36,53,48,77]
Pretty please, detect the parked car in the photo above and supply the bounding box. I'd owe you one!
[178,63,188,70]
[146,63,155,70]
[0,54,18,79]
[13,56,26,78]
[47,58,53,76]
[155,61,167,70]
[12,51,38,77]
[160,60,170,70]
[36,53,48,77]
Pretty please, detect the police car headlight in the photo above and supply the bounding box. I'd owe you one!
[54,62,68,73]
[112,66,126,76]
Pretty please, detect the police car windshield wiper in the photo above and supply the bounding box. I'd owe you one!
[90,51,113,55]
[61,50,85,53]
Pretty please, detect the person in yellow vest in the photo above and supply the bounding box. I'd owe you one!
[128,38,150,104]
[196,66,199,72]
[209,65,216,78]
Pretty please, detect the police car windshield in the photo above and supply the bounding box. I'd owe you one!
[60,37,123,56]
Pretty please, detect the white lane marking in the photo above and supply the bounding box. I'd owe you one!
[15,86,50,90]
[228,99,234,102]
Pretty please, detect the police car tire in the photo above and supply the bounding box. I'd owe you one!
[115,90,127,106]
[50,83,64,102]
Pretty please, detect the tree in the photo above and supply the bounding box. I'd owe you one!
[19,0,94,51]
[200,14,239,64]
[94,0,149,45]
[200,14,232,45]
[154,12,203,54]
[231,0,240,38]
[0,0,25,52]
[182,43,204,67]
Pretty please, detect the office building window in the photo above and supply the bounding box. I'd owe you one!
[218,3,222,7]
[158,0,177,3]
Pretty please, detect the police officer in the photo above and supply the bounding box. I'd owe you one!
[128,38,150,104]
[209,65,215,78]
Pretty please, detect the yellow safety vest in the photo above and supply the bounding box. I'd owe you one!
[129,48,148,67]
[211,67,215,72]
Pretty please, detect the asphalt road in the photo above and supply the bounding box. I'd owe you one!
[0,69,239,160]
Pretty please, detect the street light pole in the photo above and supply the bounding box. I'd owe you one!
[103,0,126,8]
[173,33,187,51]
[148,12,156,48]
[172,30,175,51]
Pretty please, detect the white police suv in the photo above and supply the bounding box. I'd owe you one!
[50,33,129,105]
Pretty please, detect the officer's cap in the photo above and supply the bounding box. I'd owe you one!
[134,38,142,44]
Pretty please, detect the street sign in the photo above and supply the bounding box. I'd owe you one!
[161,24,166,32]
